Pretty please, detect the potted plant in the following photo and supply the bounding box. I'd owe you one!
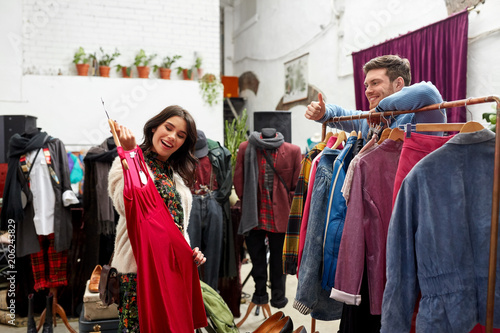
[116,64,132,78]
[199,73,223,107]
[153,55,182,80]
[73,46,90,76]
[195,56,203,78]
[176,66,194,80]
[96,47,120,77]
[134,49,157,78]
[224,108,248,179]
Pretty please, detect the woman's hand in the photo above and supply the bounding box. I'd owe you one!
[192,247,207,267]
[113,122,137,151]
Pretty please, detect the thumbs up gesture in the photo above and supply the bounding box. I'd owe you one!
[305,93,326,121]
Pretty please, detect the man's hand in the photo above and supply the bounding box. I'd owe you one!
[305,93,326,121]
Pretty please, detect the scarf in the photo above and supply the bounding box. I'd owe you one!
[1,131,49,230]
[238,131,284,235]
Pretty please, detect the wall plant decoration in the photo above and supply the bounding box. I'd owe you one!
[283,53,309,104]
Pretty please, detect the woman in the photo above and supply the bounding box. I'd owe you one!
[108,105,206,332]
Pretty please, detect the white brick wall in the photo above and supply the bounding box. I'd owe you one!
[20,0,220,77]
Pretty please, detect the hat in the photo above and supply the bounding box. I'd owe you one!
[195,130,208,158]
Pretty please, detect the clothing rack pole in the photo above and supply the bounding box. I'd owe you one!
[320,95,500,332]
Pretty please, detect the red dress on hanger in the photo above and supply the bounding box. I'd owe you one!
[118,146,207,332]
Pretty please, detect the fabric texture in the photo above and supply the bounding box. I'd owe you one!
[352,10,468,122]
[118,273,140,333]
[30,233,68,291]
[257,148,278,232]
[381,129,500,332]
[117,146,207,332]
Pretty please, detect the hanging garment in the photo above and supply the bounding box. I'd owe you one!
[322,135,357,291]
[30,233,68,291]
[382,129,500,332]
[283,141,326,275]
[331,139,403,315]
[117,146,207,332]
[293,146,343,321]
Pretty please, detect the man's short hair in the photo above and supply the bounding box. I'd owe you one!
[363,55,411,86]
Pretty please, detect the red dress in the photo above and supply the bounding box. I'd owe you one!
[118,146,207,332]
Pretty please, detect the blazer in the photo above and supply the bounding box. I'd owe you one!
[234,141,301,233]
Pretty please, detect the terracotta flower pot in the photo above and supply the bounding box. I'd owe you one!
[99,66,111,77]
[76,63,90,76]
[137,66,150,78]
[182,69,193,80]
[159,68,172,80]
[121,67,131,78]
[197,68,203,79]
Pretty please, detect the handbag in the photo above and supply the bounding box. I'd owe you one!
[98,252,120,306]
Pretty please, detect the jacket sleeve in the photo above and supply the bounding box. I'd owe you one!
[108,156,126,218]
[233,141,246,200]
[51,139,79,206]
[376,81,446,124]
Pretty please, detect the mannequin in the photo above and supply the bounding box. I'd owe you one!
[1,128,78,333]
[234,128,301,324]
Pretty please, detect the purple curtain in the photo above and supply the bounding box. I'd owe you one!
[352,10,468,123]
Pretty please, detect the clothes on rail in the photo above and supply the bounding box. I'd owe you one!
[382,129,500,332]
[188,129,223,291]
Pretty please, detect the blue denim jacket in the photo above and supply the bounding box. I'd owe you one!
[293,147,344,320]
[319,82,446,139]
[382,129,500,332]
[321,136,357,291]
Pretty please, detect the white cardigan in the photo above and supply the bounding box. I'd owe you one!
[108,156,192,274]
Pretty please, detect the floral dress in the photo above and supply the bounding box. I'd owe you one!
[118,150,185,333]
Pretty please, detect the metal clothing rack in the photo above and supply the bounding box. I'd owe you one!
[315,96,500,333]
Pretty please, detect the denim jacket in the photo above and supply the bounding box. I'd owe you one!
[321,136,357,291]
[294,147,343,321]
[382,129,500,332]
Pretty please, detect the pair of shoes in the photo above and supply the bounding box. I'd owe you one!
[293,325,307,333]
[89,265,102,293]
[253,311,293,333]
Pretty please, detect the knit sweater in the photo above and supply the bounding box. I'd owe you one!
[108,156,192,274]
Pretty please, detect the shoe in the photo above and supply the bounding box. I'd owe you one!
[271,297,288,309]
[42,293,53,333]
[89,265,102,293]
[293,325,307,333]
[269,316,293,333]
[27,294,36,333]
[253,311,284,333]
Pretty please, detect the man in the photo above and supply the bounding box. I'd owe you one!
[305,55,446,137]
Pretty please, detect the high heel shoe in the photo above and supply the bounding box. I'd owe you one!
[268,316,293,333]
[253,311,284,333]
[293,325,307,333]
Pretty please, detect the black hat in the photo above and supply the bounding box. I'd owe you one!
[195,130,208,158]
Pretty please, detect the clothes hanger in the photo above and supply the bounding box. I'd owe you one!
[322,131,334,143]
[332,130,347,149]
[388,128,405,142]
[460,121,484,133]
[377,128,392,144]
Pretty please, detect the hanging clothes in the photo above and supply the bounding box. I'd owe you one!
[382,129,500,332]
[117,146,207,332]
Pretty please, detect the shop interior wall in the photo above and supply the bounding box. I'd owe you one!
[227,0,500,152]
[0,0,223,150]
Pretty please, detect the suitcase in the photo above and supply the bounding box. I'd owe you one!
[83,279,119,321]
[79,310,119,333]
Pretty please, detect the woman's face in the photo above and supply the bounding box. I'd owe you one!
[151,116,188,162]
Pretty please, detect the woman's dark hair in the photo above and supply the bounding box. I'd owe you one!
[140,105,197,187]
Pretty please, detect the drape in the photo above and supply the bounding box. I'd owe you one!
[352,10,468,123]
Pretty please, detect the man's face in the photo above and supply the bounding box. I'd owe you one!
[364,68,400,109]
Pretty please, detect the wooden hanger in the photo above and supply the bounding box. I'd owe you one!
[388,128,405,142]
[460,121,484,133]
[350,130,357,137]
[377,128,392,144]
[322,131,334,143]
[332,131,347,149]
[357,130,362,139]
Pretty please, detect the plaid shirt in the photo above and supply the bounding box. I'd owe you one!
[256,148,278,232]
[282,142,326,274]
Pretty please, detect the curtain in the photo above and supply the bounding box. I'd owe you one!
[352,10,468,123]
